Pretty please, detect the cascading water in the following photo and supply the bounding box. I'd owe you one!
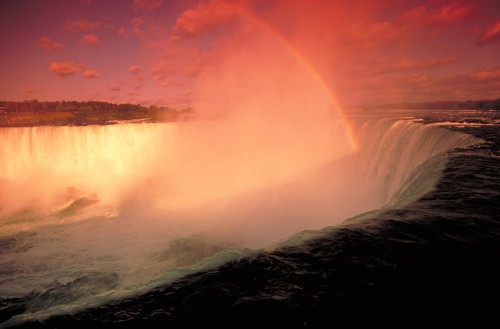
[0,114,483,327]
[0,124,173,216]
[348,116,482,207]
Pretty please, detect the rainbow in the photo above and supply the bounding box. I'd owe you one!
[232,5,359,152]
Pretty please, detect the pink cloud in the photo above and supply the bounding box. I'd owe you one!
[172,0,235,40]
[81,34,100,46]
[82,69,100,79]
[131,17,145,35]
[468,67,500,81]
[49,61,101,79]
[65,19,101,32]
[128,65,145,83]
[37,37,64,52]
[107,82,122,91]
[49,61,83,77]
[354,57,459,75]
[133,0,163,11]
[397,3,470,27]
[431,3,470,24]
[131,18,144,27]
[434,67,500,99]
[352,66,500,104]
[118,26,127,37]
[477,21,500,46]
[152,61,172,80]
[405,74,430,85]
[160,79,181,88]
[128,65,142,75]
[348,3,471,50]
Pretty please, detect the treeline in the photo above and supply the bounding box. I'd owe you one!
[363,98,500,110]
[0,100,194,127]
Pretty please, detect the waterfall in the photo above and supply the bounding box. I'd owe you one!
[0,116,483,327]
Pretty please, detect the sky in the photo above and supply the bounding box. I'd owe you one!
[0,0,499,109]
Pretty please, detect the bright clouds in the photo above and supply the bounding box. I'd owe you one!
[128,65,145,83]
[81,34,100,46]
[128,65,142,75]
[477,21,500,46]
[152,61,172,80]
[436,67,500,99]
[65,19,101,32]
[468,67,500,81]
[49,61,100,79]
[82,69,100,79]
[348,66,500,103]
[348,3,471,50]
[172,0,235,40]
[428,3,470,25]
[131,17,145,35]
[49,61,83,77]
[354,57,459,76]
[37,37,64,52]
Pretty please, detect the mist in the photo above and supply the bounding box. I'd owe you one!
[0,7,364,246]
[0,14,373,303]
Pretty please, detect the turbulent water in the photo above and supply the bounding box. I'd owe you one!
[1,109,499,327]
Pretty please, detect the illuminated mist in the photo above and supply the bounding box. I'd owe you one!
[1,14,357,240]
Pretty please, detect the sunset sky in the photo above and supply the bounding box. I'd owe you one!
[1,0,499,109]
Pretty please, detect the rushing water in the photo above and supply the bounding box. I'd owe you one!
[1,109,499,327]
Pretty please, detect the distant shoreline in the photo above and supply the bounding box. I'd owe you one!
[1,98,498,127]
[0,100,194,127]
[353,98,500,111]
[0,111,191,127]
